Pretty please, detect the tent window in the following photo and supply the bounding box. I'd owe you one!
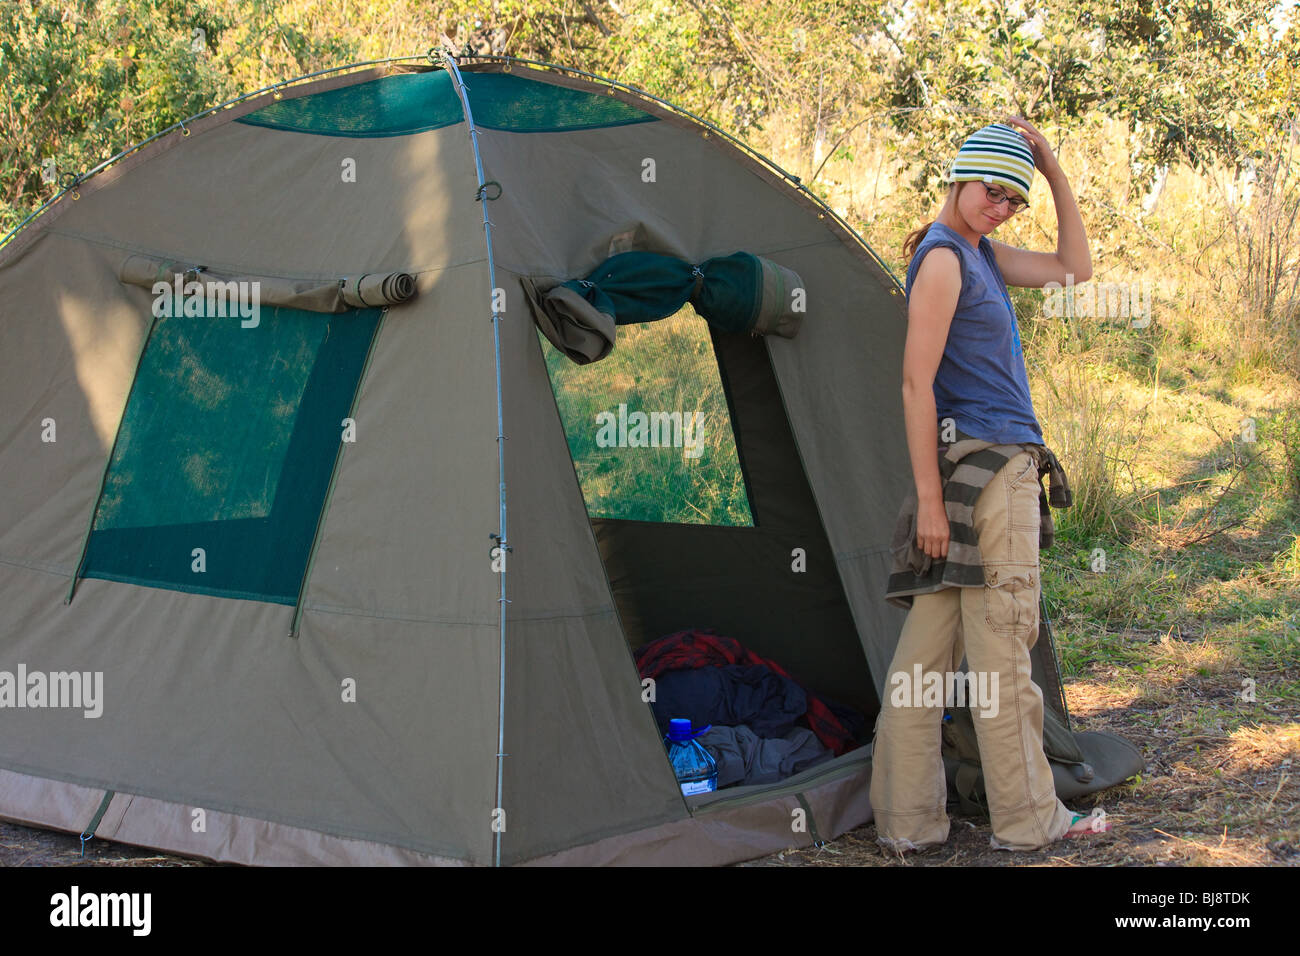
[235,70,658,138]
[80,304,382,604]
[539,305,755,526]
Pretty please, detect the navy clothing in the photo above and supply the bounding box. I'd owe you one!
[651,665,807,739]
[904,222,1043,444]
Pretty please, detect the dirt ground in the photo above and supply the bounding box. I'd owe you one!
[745,664,1300,867]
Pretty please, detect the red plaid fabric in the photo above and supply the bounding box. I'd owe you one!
[634,627,861,756]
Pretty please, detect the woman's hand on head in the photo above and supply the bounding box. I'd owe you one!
[1003,115,1061,181]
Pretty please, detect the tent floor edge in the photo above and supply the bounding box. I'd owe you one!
[0,766,478,866]
[0,760,877,867]
[521,757,873,866]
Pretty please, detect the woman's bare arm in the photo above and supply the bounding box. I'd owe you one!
[903,246,961,559]
[990,116,1092,288]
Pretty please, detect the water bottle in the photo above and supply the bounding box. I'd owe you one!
[664,718,718,795]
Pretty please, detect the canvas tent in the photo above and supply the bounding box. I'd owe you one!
[0,53,1139,866]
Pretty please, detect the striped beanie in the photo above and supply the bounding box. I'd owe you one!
[944,122,1035,201]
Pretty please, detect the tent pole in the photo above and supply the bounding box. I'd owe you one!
[441,49,510,869]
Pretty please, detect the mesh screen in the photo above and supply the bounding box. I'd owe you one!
[539,307,754,526]
[81,304,382,604]
[237,71,464,137]
[465,72,656,132]
[235,69,657,137]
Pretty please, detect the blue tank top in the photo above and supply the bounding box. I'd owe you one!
[904,221,1043,444]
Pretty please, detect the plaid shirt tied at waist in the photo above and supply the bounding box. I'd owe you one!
[885,430,1073,610]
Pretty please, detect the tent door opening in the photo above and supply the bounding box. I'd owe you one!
[588,326,880,747]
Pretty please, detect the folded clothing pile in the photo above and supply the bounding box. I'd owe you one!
[635,627,865,789]
[696,725,831,789]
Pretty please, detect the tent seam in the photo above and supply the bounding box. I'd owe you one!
[300,601,616,626]
[0,555,74,576]
[41,227,487,282]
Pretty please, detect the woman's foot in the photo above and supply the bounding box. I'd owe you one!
[1064,807,1111,838]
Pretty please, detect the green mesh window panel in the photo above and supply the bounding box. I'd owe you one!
[540,305,754,526]
[236,70,464,137]
[464,72,657,132]
[236,70,657,137]
[80,304,382,604]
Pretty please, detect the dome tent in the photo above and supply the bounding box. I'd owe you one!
[0,52,1138,866]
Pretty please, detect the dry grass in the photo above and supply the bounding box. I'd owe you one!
[744,667,1300,868]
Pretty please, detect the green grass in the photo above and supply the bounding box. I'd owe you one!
[539,305,753,526]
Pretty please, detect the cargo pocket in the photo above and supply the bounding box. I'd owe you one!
[1006,454,1043,534]
[982,568,1038,637]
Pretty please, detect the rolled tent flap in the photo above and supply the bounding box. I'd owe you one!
[690,251,806,337]
[523,250,805,365]
[581,252,697,325]
[339,272,418,308]
[118,253,418,313]
[520,275,617,366]
[753,255,806,337]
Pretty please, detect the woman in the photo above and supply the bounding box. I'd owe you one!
[869,118,1111,851]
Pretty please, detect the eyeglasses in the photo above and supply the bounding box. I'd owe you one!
[981,182,1028,214]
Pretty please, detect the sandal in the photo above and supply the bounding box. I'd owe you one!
[1064,807,1111,838]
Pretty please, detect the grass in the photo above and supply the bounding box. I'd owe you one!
[540,306,754,526]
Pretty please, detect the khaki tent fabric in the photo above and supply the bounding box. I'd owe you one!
[0,99,513,861]
[33,105,485,277]
[751,255,805,337]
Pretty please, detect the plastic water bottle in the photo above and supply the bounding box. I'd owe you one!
[664,718,718,795]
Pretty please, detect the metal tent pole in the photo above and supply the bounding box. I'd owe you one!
[440,48,510,870]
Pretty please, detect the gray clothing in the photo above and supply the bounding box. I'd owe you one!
[698,725,833,788]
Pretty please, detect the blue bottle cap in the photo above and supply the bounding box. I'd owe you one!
[667,718,712,742]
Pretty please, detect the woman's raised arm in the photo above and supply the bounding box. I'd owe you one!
[990,116,1092,288]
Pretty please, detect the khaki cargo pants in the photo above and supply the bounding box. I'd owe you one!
[869,450,1075,851]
